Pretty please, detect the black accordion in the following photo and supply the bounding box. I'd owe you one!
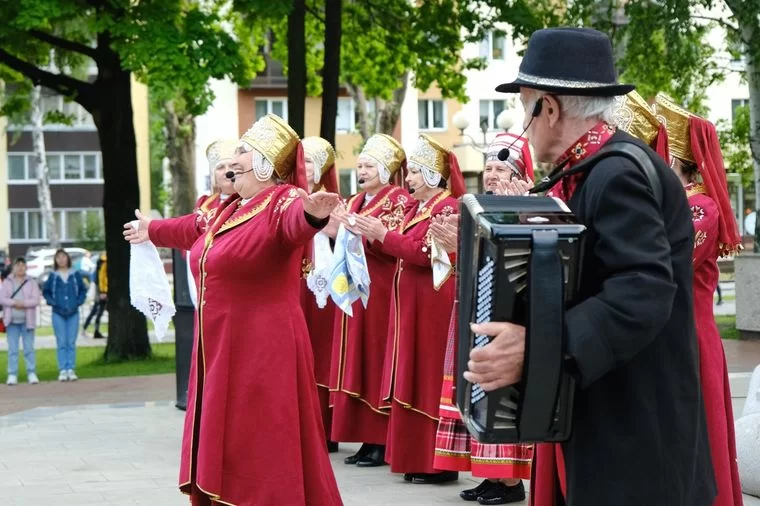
[455,194,585,444]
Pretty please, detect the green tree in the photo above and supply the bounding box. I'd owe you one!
[75,211,106,252]
[0,0,256,360]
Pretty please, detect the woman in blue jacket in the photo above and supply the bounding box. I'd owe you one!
[43,249,87,382]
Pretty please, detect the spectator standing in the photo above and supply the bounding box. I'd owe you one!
[1,257,41,385]
[43,249,87,382]
[82,253,107,339]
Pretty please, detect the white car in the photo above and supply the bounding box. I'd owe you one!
[25,247,90,282]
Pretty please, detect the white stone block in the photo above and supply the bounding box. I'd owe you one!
[736,413,760,497]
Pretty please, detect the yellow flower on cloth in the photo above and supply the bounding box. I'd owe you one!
[431,238,453,291]
[128,220,176,341]
[329,225,370,316]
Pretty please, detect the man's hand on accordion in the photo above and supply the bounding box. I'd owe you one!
[463,321,525,391]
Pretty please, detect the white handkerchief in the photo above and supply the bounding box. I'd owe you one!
[128,220,176,341]
[307,231,334,308]
[431,238,453,291]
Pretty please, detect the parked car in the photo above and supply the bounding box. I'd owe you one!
[25,247,90,284]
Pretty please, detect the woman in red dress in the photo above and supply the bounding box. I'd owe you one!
[124,114,343,506]
[195,139,239,227]
[352,134,465,483]
[432,133,535,505]
[656,94,744,506]
[328,134,412,467]
[300,136,341,452]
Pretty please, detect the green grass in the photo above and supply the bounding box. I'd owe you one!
[33,320,175,337]
[717,314,739,340]
[0,343,176,382]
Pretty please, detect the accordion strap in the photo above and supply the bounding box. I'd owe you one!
[533,141,663,209]
[519,229,565,441]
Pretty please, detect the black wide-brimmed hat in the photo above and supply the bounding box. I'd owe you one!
[496,27,635,96]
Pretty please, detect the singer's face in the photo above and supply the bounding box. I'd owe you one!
[405,167,426,201]
[356,156,381,190]
[483,161,515,193]
[304,156,315,191]
[214,162,236,196]
[231,151,253,197]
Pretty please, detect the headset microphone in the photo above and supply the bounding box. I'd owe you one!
[497,98,544,162]
[225,168,254,181]
[357,174,379,185]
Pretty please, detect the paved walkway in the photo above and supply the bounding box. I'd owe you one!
[0,399,494,506]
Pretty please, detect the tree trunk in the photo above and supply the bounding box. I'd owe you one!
[30,86,59,248]
[348,83,371,141]
[737,30,760,250]
[288,0,307,137]
[376,73,410,136]
[165,99,197,216]
[92,63,150,360]
[320,0,342,147]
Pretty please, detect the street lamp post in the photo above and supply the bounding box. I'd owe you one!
[452,109,515,192]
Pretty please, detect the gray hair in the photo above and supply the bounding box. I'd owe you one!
[534,91,616,123]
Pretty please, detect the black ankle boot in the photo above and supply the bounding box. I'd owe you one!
[326,441,339,453]
[477,481,525,505]
[460,480,497,501]
[411,471,458,484]
[356,444,386,467]
[343,443,371,465]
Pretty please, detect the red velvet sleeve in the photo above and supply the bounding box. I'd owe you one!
[148,213,203,251]
[276,190,325,248]
[381,228,432,267]
[690,194,720,268]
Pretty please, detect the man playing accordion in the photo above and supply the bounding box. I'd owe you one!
[464,28,716,506]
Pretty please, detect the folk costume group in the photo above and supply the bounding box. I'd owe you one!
[123,26,742,506]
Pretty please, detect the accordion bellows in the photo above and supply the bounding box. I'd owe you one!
[456,194,585,444]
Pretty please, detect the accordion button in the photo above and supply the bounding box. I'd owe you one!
[422,246,428,253]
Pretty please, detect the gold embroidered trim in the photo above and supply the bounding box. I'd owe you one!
[199,193,220,213]
[403,190,451,231]
[686,183,707,198]
[216,189,276,234]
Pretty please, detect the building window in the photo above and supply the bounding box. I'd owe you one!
[418,100,446,131]
[732,98,749,123]
[335,97,377,133]
[336,98,354,132]
[338,169,357,197]
[479,31,507,60]
[6,153,102,183]
[40,95,94,127]
[255,99,287,121]
[480,100,507,130]
[8,208,104,241]
[8,154,26,180]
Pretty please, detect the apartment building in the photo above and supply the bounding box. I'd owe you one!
[0,77,151,257]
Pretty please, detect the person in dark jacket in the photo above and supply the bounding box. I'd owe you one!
[82,253,107,339]
[43,249,87,382]
[463,28,716,506]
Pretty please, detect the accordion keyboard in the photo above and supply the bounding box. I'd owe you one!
[471,257,495,404]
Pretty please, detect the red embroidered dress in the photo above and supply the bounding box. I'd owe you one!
[328,185,412,444]
[686,182,743,506]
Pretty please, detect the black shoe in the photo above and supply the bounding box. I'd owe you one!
[477,481,526,505]
[460,480,497,501]
[356,445,386,467]
[93,331,105,339]
[344,443,371,465]
[403,473,415,482]
[327,441,339,453]
[411,471,459,484]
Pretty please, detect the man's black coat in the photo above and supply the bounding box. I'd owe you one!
[559,131,716,505]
